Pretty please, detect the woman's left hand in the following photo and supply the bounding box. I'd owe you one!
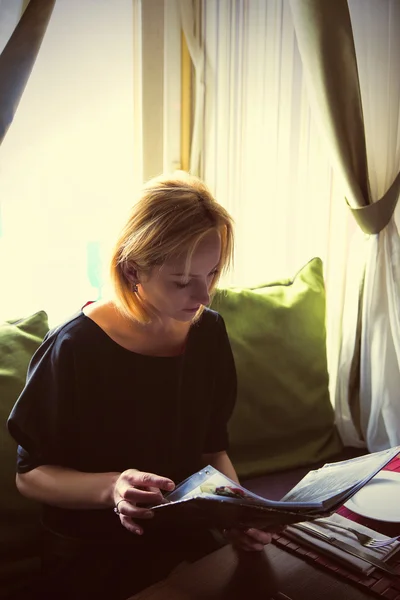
[224,527,272,551]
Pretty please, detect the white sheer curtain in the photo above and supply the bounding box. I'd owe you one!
[0,0,142,327]
[336,0,400,450]
[191,0,353,404]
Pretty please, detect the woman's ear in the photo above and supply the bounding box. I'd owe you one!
[120,261,140,286]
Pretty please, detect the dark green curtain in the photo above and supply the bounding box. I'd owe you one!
[0,0,55,144]
[289,0,399,233]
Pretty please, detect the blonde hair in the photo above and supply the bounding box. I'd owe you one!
[109,171,234,324]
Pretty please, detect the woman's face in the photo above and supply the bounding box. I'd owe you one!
[137,229,222,323]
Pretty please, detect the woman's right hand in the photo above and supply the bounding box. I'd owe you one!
[112,469,175,535]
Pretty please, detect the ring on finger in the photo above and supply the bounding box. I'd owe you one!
[114,499,126,515]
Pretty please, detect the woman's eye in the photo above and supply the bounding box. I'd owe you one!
[174,270,218,289]
[175,281,190,289]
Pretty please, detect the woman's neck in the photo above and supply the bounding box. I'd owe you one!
[83,299,191,357]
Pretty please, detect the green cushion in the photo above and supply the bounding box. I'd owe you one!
[211,258,343,479]
[0,311,49,593]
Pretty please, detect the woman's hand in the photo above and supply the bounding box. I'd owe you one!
[224,527,273,551]
[113,469,175,535]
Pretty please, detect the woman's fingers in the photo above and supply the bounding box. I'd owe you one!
[232,533,264,551]
[118,470,175,505]
[226,527,272,551]
[116,501,156,535]
[119,514,144,535]
[122,486,164,506]
[114,470,176,535]
[245,528,272,545]
[123,470,175,493]
[116,500,154,520]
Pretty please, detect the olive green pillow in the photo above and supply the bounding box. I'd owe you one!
[0,311,49,594]
[211,258,342,479]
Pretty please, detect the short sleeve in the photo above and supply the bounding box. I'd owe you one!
[203,315,237,453]
[7,331,76,473]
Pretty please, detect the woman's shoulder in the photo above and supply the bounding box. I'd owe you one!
[195,307,226,330]
[16,311,93,385]
[47,310,92,341]
[40,307,101,358]
[200,306,219,321]
[190,308,228,347]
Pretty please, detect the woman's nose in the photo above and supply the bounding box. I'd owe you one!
[192,282,210,306]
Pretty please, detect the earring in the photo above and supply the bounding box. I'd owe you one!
[132,283,138,293]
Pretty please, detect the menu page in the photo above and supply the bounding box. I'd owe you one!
[155,467,271,507]
[281,447,399,507]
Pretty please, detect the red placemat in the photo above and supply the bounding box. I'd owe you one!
[272,455,400,598]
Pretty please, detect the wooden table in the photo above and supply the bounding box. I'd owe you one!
[130,542,374,600]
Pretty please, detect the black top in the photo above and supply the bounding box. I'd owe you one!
[7,307,237,544]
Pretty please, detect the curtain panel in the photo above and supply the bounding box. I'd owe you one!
[290,0,400,450]
[191,0,352,283]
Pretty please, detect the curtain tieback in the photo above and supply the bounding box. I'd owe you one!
[347,171,400,235]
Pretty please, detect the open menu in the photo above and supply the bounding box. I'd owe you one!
[149,447,400,530]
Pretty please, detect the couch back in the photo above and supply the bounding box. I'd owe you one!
[211,257,342,478]
[0,311,49,595]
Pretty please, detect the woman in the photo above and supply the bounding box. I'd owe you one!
[7,172,271,599]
